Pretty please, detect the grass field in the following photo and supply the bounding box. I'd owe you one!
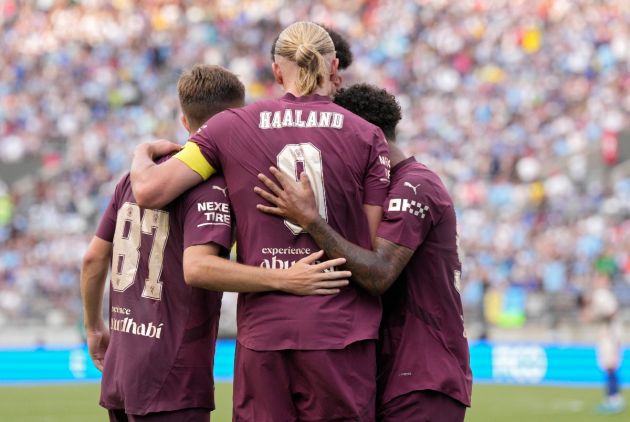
[0,383,628,421]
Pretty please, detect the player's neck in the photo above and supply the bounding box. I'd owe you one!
[388,143,408,168]
[284,85,331,98]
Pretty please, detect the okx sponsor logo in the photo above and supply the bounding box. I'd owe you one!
[388,197,430,219]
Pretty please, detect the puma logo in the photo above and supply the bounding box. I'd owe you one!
[212,185,228,197]
[404,182,421,195]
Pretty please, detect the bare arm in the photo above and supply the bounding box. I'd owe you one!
[304,218,413,295]
[183,246,351,295]
[255,168,414,295]
[80,236,113,371]
[130,140,202,208]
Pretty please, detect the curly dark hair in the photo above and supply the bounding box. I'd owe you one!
[334,83,402,141]
[270,25,353,70]
[320,25,353,70]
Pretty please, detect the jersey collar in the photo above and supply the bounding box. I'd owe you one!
[281,92,331,103]
[391,156,416,175]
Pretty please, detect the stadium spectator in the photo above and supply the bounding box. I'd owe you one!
[582,273,625,413]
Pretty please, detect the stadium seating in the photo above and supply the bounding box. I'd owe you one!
[0,0,628,343]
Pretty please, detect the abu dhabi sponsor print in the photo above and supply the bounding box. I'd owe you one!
[258,246,337,272]
[110,306,164,339]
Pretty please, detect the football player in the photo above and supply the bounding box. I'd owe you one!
[81,64,350,422]
[255,83,473,421]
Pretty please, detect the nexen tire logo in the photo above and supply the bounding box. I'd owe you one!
[388,198,429,219]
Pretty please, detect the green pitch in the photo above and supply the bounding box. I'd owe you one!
[0,383,232,421]
[0,383,627,421]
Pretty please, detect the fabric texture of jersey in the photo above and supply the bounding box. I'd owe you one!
[181,93,390,351]
[95,170,232,415]
[376,157,472,407]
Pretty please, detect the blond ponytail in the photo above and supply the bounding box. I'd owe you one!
[275,22,335,95]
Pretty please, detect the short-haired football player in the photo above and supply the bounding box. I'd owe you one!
[128,22,390,421]
[81,64,350,422]
[255,83,473,421]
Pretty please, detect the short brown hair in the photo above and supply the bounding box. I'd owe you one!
[177,64,245,130]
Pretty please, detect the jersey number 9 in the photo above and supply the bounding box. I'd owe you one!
[276,142,328,235]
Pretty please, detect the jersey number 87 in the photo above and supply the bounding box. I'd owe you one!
[111,202,169,301]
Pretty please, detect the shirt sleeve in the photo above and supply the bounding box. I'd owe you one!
[181,176,233,251]
[376,175,438,250]
[174,111,234,180]
[362,127,391,206]
[174,142,216,181]
[95,175,127,242]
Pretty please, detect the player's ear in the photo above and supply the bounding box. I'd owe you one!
[181,114,190,133]
[272,62,283,85]
[329,58,339,82]
[332,74,343,92]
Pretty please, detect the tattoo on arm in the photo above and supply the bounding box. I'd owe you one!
[305,217,414,295]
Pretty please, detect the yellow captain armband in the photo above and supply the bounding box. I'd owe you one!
[174,142,216,181]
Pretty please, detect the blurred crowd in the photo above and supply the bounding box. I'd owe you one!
[1,0,629,333]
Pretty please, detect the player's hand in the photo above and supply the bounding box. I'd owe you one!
[86,324,110,372]
[137,139,182,160]
[280,250,350,296]
[254,166,319,228]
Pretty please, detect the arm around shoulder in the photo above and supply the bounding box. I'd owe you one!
[130,142,202,208]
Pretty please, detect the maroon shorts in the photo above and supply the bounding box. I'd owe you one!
[233,340,376,422]
[108,408,210,422]
[378,390,466,422]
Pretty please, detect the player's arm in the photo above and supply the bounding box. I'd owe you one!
[183,247,351,295]
[130,140,204,209]
[181,176,349,296]
[363,204,382,245]
[80,236,113,371]
[362,128,390,244]
[132,113,230,208]
[255,168,413,295]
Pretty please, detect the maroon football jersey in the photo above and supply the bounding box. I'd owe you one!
[376,157,472,407]
[94,172,232,415]
[190,93,390,350]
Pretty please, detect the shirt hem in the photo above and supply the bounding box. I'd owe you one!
[100,402,215,416]
[237,334,379,352]
[380,386,471,408]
